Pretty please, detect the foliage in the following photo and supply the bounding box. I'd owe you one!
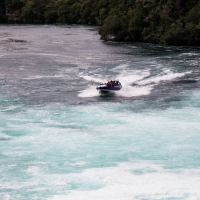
[0,0,5,22]
[2,0,200,45]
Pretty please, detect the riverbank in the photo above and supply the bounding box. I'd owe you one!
[1,0,200,46]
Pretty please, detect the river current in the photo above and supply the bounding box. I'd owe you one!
[0,25,200,200]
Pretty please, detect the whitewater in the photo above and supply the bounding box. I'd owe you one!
[0,25,200,200]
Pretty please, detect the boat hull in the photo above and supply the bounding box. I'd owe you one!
[96,83,122,92]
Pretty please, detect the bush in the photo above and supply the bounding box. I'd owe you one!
[99,15,126,40]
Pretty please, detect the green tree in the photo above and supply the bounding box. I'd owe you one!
[79,0,98,24]
[55,0,82,23]
[0,1,5,22]
[21,0,50,23]
[44,0,57,23]
[99,14,127,40]
[161,20,186,45]
[2,0,200,45]
[98,0,109,22]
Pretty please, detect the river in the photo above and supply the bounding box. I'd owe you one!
[0,25,200,200]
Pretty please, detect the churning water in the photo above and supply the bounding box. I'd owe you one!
[0,25,200,200]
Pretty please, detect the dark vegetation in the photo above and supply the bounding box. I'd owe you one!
[1,0,200,45]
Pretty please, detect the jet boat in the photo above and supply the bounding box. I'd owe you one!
[96,80,122,92]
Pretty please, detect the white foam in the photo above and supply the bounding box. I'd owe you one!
[138,71,191,85]
[78,85,99,97]
[118,72,149,85]
[24,74,67,80]
[79,74,104,83]
[0,132,12,140]
[0,105,19,112]
[48,161,200,200]
[27,166,41,176]
[117,85,152,97]
[86,57,101,60]
[111,63,129,70]
[115,71,152,97]
[0,53,7,58]
[27,52,59,57]
[78,73,108,97]
[180,52,199,56]
[78,68,191,98]
[79,70,151,98]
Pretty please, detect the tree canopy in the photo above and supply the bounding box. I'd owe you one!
[1,0,200,45]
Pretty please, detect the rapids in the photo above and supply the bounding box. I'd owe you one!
[0,25,200,200]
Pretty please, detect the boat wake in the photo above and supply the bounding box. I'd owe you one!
[78,67,191,98]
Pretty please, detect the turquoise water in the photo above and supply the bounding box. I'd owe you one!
[0,25,200,200]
